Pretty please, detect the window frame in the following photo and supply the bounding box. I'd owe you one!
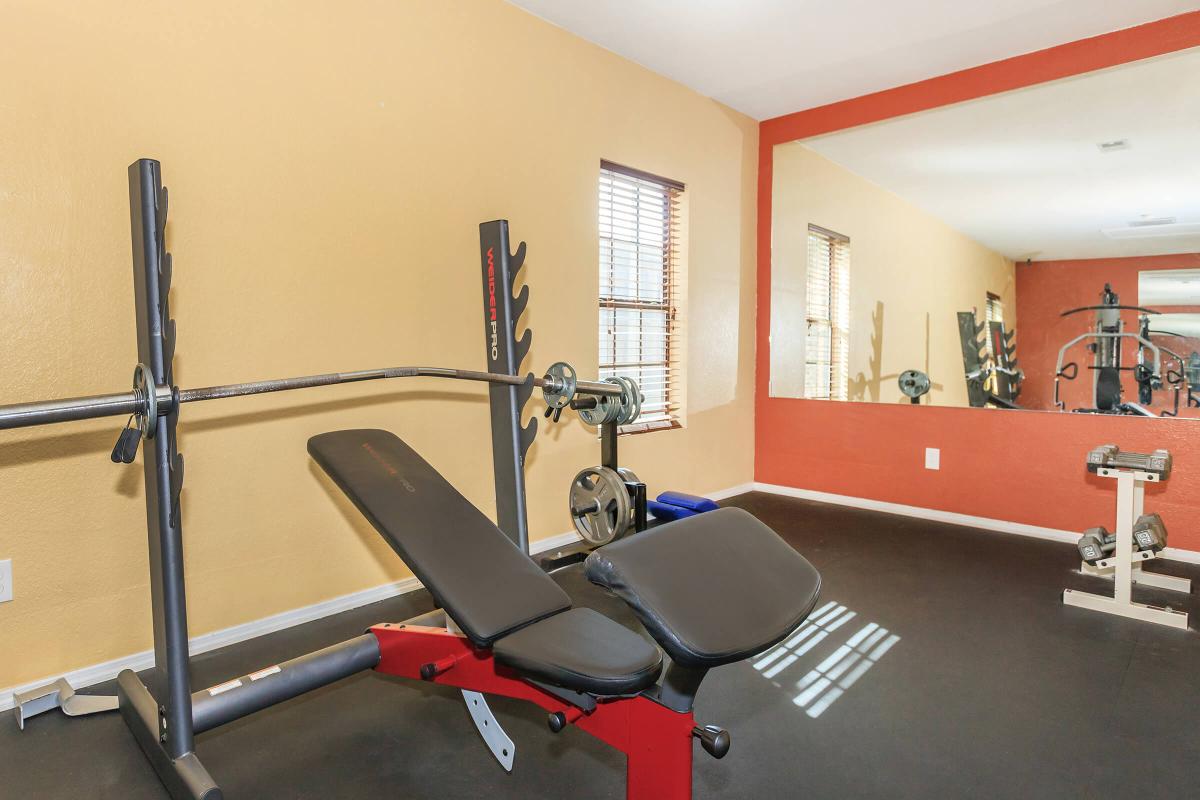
[597,160,684,434]
[982,292,1005,395]
[804,224,850,401]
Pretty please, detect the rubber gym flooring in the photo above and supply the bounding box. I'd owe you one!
[3,491,1199,798]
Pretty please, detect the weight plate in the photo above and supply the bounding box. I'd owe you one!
[613,376,643,425]
[569,466,631,546]
[133,363,157,439]
[897,369,930,399]
[543,361,577,409]
[578,381,622,427]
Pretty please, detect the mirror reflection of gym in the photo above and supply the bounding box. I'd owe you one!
[768,46,1200,418]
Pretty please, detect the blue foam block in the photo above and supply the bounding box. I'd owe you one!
[647,500,700,521]
[656,491,720,513]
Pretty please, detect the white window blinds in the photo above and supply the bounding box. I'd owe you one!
[984,293,1004,352]
[805,225,850,401]
[598,161,683,432]
[983,292,1004,394]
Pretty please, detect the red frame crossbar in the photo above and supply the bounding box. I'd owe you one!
[371,623,696,799]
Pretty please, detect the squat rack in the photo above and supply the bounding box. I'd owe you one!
[4,159,643,794]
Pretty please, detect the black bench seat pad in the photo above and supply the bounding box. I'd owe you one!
[584,507,822,669]
[308,430,570,647]
[494,608,663,695]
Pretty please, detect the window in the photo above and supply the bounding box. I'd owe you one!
[598,161,683,432]
[982,292,1004,394]
[984,293,1004,351]
[804,225,850,400]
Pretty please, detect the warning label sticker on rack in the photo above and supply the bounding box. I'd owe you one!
[208,679,243,696]
[249,665,282,681]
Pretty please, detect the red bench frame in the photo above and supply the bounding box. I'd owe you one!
[371,622,695,800]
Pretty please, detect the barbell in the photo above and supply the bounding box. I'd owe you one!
[0,361,642,435]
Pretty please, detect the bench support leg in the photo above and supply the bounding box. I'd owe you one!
[623,700,694,800]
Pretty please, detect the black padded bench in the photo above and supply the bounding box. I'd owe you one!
[309,429,821,706]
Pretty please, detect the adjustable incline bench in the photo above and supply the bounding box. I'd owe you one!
[303,429,822,799]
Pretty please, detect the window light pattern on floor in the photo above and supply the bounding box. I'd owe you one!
[752,600,900,718]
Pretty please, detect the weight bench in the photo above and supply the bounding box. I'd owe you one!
[308,429,821,799]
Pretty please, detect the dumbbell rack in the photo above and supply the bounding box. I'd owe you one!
[1062,462,1190,629]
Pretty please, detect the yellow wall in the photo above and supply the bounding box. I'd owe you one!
[770,142,1015,405]
[0,1,758,688]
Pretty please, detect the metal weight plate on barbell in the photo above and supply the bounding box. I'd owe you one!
[897,369,931,399]
[133,363,158,438]
[578,381,622,426]
[613,376,643,425]
[542,361,577,409]
[569,465,632,546]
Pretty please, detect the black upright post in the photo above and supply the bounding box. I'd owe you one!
[479,220,536,552]
[117,160,220,800]
[600,423,618,469]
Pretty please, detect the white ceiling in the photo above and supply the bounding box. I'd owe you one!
[507,0,1199,120]
[796,48,1200,261]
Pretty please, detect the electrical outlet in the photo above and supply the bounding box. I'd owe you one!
[0,560,11,603]
[925,448,941,470]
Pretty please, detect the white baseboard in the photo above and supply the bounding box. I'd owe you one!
[707,482,757,501]
[749,481,1200,565]
[0,528,597,714]
[529,529,582,554]
[0,574,414,714]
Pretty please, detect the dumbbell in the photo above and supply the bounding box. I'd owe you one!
[1133,513,1168,553]
[1077,526,1116,565]
[1078,517,1168,565]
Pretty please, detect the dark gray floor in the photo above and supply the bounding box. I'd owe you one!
[3,492,1199,798]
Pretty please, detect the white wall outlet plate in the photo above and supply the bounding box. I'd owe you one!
[925,448,941,470]
[0,559,11,603]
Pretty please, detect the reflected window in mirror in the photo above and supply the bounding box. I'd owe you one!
[982,292,1005,395]
[767,46,1200,417]
[805,225,851,400]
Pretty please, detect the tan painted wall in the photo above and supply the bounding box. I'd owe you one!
[0,0,758,688]
[770,142,1014,405]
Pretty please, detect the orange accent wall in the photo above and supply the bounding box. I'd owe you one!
[756,12,1200,548]
[1016,255,1200,414]
[756,400,1200,548]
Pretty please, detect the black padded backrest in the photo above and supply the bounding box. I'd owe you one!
[585,507,821,669]
[309,430,570,646]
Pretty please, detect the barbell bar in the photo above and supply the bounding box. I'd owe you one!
[0,364,627,432]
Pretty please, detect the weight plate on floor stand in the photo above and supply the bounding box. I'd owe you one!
[569,465,632,545]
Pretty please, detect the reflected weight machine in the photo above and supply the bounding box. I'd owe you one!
[1053,284,1165,416]
[1140,330,1200,416]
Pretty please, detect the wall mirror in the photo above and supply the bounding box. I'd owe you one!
[768,46,1200,419]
